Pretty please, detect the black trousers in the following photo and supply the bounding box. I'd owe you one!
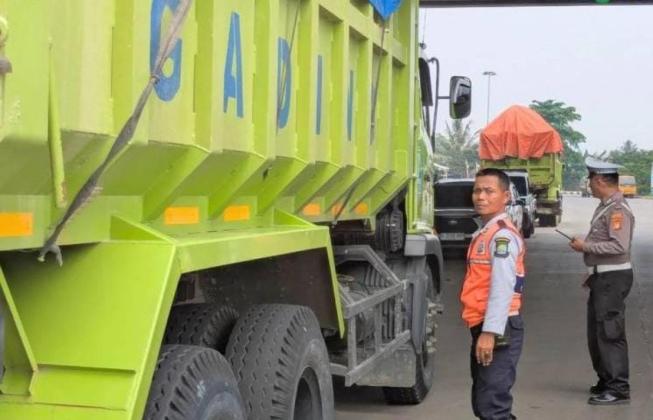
[587,269,634,396]
[470,315,524,420]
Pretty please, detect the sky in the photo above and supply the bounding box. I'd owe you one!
[421,5,653,154]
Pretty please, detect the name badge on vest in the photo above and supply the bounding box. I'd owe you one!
[477,240,486,255]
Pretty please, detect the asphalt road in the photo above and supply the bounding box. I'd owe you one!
[335,196,653,420]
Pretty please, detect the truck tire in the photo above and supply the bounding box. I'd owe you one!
[163,304,239,353]
[522,216,532,239]
[539,214,556,227]
[383,265,436,405]
[226,304,335,420]
[144,344,245,420]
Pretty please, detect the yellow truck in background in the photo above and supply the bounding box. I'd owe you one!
[619,175,637,198]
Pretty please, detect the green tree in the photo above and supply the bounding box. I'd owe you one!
[608,141,653,196]
[529,100,587,189]
[433,119,479,178]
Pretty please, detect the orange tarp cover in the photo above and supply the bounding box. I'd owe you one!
[479,105,563,160]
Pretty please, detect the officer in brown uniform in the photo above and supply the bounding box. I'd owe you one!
[569,157,635,405]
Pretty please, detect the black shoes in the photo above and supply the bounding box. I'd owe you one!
[589,383,606,395]
[587,391,630,405]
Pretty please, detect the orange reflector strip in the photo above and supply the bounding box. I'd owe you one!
[223,205,251,222]
[354,203,369,215]
[303,203,321,216]
[164,207,200,225]
[331,203,344,217]
[0,212,33,237]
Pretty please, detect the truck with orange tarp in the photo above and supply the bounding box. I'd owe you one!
[480,105,564,227]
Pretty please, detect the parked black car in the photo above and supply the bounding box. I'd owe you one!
[434,179,480,250]
[434,177,527,252]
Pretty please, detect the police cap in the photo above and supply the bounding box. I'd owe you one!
[585,157,623,175]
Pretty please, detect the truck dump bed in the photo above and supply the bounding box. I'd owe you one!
[0,0,418,252]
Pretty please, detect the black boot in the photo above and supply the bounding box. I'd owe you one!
[589,382,606,395]
[588,391,630,405]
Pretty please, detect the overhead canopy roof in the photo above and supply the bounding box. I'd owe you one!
[421,0,653,6]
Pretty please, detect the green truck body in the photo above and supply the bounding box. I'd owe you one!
[481,154,563,226]
[0,0,444,418]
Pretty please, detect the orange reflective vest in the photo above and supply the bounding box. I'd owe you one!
[460,217,525,328]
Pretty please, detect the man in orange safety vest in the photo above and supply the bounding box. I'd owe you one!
[461,168,526,420]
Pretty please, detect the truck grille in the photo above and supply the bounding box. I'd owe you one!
[435,216,479,234]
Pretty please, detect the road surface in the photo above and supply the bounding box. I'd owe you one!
[335,196,653,420]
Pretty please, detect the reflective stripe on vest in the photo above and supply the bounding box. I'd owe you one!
[460,217,525,328]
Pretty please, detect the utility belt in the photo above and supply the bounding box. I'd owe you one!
[587,262,632,275]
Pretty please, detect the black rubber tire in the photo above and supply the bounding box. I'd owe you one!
[226,304,335,420]
[374,209,405,253]
[539,214,555,227]
[144,344,245,420]
[383,264,436,405]
[163,304,238,353]
[522,216,532,239]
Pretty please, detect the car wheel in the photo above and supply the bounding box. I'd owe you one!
[522,216,532,239]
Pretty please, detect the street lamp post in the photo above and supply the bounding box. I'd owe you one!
[482,71,496,125]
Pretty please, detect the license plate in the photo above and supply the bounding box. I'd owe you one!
[440,232,465,241]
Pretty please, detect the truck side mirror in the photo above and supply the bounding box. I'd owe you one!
[449,76,472,119]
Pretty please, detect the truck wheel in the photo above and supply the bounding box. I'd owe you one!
[226,304,334,420]
[144,344,245,420]
[547,215,559,227]
[163,304,239,353]
[522,216,532,239]
[539,215,554,227]
[383,265,436,405]
[529,219,536,237]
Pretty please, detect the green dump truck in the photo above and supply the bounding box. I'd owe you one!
[483,156,563,226]
[480,105,563,227]
[0,1,470,418]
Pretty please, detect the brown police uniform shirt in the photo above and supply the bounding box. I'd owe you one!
[582,191,634,267]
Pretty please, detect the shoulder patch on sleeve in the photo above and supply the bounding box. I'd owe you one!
[611,211,624,231]
[494,237,511,258]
